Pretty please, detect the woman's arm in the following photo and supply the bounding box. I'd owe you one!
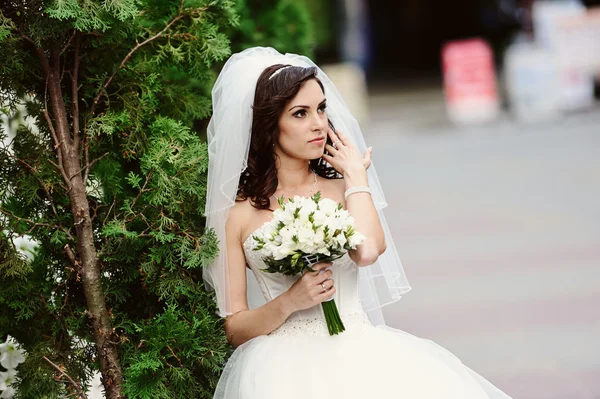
[223,206,295,347]
[322,129,386,266]
[343,166,386,266]
[225,295,294,348]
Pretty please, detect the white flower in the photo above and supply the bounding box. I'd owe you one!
[273,206,294,225]
[262,223,277,239]
[291,218,307,230]
[318,198,338,215]
[278,226,297,244]
[272,242,295,260]
[312,209,327,226]
[334,233,347,249]
[307,229,326,253]
[298,199,317,220]
[313,229,325,245]
[346,214,355,224]
[348,232,366,249]
[325,216,343,232]
[337,208,350,219]
[297,225,320,253]
[260,245,272,258]
[291,195,305,204]
[0,338,25,370]
[0,368,16,391]
[315,246,331,256]
[297,224,314,242]
[0,386,15,399]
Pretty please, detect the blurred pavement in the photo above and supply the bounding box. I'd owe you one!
[369,87,600,399]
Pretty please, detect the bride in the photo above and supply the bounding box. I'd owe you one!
[203,47,513,398]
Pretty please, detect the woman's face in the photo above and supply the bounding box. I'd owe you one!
[276,79,328,161]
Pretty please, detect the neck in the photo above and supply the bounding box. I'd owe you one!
[275,152,314,196]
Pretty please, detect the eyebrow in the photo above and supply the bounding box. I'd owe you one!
[288,99,327,112]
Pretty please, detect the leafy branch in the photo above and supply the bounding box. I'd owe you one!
[0,206,74,241]
[43,356,88,399]
[90,0,206,115]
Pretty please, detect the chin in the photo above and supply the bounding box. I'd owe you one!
[308,150,324,161]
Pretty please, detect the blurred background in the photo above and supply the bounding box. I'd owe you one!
[306,0,600,398]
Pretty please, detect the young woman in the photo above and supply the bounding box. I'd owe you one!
[204,47,512,399]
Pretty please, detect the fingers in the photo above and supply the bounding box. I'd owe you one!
[363,146,372,170]
[305,263,333,285]
[324,144,338,155]
[317,268,333,283]
[316,278,334,293]
[328,128,346,148]
[335,129,352,146]
[327,128,338,144]
[321,153,338,172]
[315,280,334,297]
[319,285,336,300]
[314,267,333,297]
[315,261,332,270]
[308,261,332,273]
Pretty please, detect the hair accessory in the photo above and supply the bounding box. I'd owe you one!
[268,65,292,80]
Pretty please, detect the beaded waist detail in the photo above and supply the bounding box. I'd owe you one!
[269,311,372,337]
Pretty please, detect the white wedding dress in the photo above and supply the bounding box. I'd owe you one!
[214,224,513,399]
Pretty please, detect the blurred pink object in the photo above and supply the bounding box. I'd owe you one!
[442,38,500,125]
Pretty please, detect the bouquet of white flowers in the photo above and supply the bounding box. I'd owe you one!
[251,192,365,335]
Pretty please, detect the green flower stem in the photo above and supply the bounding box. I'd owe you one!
[321,299,345,335]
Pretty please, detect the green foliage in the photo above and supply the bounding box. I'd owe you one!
[46,0,138,31]
[302,0,334,49]
[0,236,32,280]
[122,303,230,398]
[0,0,315,396]
[231,0,315,56]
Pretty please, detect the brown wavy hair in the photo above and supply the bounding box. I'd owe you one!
[237,64,341,209]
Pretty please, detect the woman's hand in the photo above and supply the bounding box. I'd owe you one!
[322,129,372,175]
[281,262,335,314]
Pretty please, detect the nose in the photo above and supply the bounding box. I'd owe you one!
[311,111,326,132]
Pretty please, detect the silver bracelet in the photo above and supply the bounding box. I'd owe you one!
[344,186,371,200]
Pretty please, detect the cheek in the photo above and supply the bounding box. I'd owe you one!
[278,120,304,148]
[278,129,301,152]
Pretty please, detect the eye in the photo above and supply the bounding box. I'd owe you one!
[318,104,327,113]
[293,109,307,118]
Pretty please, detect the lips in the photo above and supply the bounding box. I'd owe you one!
[309,137,325,144]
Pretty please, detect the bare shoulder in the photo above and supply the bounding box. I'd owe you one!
[228,198,256,222]
[226,199,254,241]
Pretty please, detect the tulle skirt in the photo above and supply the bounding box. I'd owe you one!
[214,312,512,399]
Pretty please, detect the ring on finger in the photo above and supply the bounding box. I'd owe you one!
[332,140,342,149]
[320,282,327,293]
